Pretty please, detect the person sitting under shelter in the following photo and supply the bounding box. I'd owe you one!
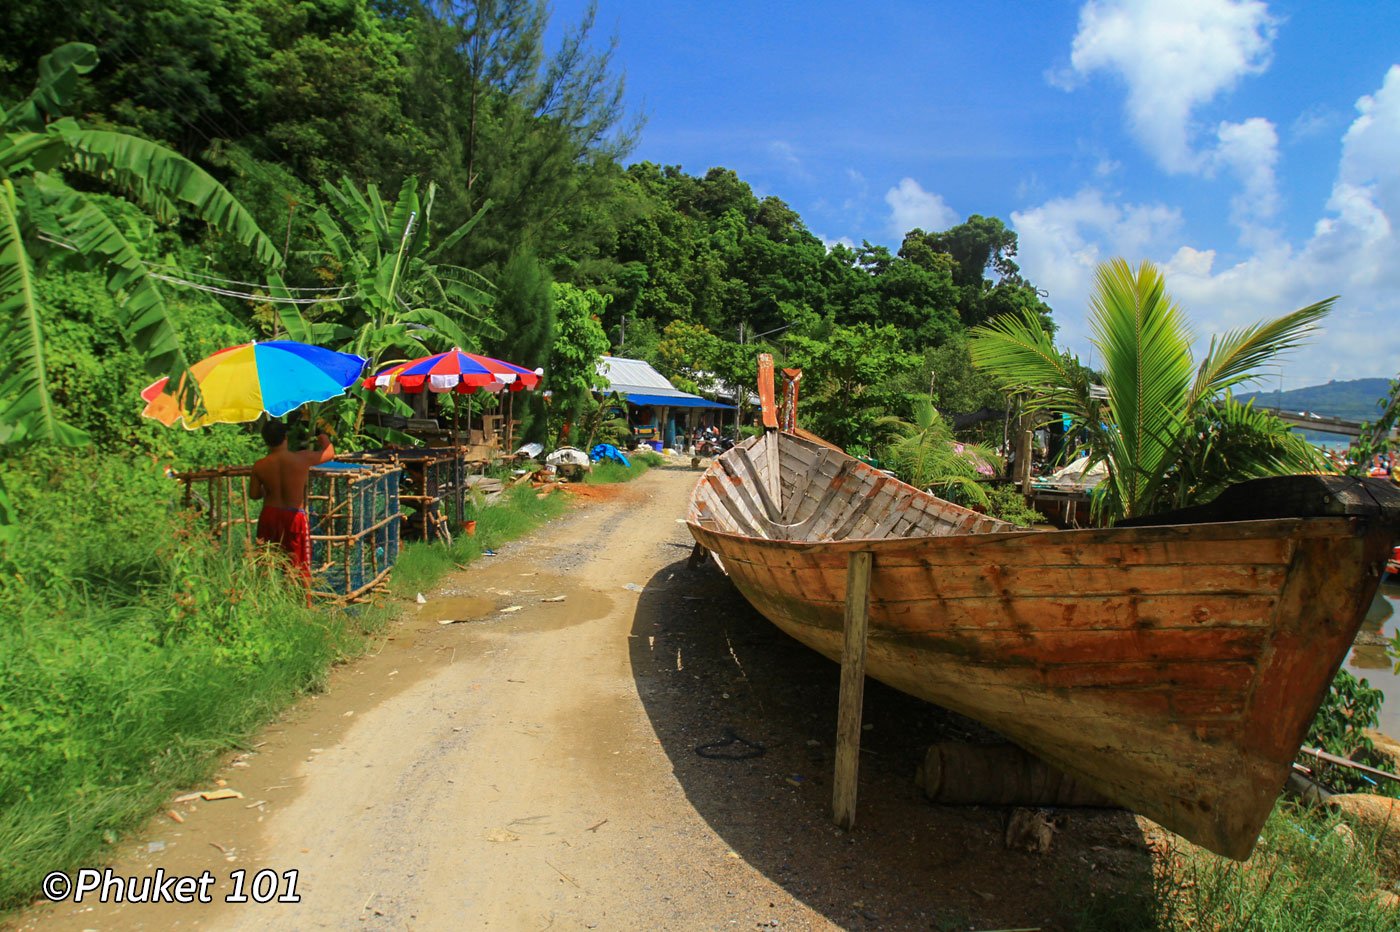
[250,420,335,584]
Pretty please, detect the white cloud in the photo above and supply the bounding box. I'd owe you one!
[1062,0,1277,173]
[1013,66,1400,387]
[1094,157,1122,178]
[768,140,810,181]
[1211,117,1280,240]
[1012,190,1183,351]
[884,177,958,238]
[1289,104,1339,142]
[818,234,857,252]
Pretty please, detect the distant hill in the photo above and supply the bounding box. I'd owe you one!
[1238,378,1392,422]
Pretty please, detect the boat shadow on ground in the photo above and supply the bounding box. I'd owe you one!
[630,556,1161,931]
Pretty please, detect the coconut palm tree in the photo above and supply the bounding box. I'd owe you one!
[877,397,1002,507]
[0,43,279,536]
[969,258,1332,522]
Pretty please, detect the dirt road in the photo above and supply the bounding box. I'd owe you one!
[27,467,1152,931]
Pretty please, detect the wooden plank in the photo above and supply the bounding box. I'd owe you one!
[833,550,872,831]
[765,431,782,514]
[734,445,781,521]
[748,559,1289,601]
[716,457,777,536]
[758,353,778,429]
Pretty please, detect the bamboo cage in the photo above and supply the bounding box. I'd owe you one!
[337,447,471,544]
[174,462,403,604]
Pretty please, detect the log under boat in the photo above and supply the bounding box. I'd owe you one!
[686,429,1400,860]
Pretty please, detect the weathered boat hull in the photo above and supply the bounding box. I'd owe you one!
[687,430,1400,860]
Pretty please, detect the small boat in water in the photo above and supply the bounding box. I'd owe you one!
[687,428,1400,859]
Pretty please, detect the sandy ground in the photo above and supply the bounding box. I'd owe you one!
[20,467,1156,932]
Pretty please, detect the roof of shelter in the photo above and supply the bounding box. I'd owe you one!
[596,356,681,394]
[595,356,734,410]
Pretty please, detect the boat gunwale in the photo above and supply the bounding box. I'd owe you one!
[686,513,1363,553]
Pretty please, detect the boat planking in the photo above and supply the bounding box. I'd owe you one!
[686,429,1400,860]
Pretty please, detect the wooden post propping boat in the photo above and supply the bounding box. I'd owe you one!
[686,428,1400,860]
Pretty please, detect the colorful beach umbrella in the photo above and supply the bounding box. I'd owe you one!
[140,340,368,429]
[363,348,543,394]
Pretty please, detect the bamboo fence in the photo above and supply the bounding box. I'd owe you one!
[174,462,403,604]
[337,447,477,544]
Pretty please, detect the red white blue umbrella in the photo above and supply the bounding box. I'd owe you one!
[362,348,542,394]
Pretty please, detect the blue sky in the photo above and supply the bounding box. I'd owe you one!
[550,0,1400,389]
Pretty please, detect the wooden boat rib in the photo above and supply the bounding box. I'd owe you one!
[687,429,1400,860]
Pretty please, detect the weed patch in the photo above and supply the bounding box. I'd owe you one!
[1072,803,1400,930]
[586,451,663,485]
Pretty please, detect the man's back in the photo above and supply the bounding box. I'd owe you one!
[250,428,335,510]
[252,447,318,510]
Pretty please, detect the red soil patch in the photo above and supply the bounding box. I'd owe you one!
[559,481,627,502]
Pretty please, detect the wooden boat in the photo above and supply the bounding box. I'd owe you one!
[686,429,1400,859]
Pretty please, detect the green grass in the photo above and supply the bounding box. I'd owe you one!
[585,450,665,484]
[0,536,375,910]
[1073,803,1400,931]
[389,485,570,596]
[0,452,571,911]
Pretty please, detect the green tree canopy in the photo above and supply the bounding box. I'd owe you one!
[548,282,609,443]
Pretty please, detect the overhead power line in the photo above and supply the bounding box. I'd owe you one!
[144,270,358,305]
[143,264,347,293]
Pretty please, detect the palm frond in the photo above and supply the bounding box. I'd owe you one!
[34,174,199,398]
[387,177,419,248]
[969,308,1085,415]
[2,42,97,131]
[428,200,493,262]
[1188,298,1335,410]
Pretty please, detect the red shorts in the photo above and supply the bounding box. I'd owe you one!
[256,506,311,582]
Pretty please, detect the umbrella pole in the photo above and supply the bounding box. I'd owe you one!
[507,391,514,455]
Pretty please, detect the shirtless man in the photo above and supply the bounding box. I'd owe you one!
[249,420,335,583]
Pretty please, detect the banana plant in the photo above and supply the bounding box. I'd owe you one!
[295,175,498,369]
[0,43,280,539]
[269,175,500,444]
[969,258,1333,522]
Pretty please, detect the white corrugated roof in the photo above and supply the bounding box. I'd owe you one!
[596,356,687,395]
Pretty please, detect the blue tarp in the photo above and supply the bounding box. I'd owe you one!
[590,444,630,466]
[622,392,734,410]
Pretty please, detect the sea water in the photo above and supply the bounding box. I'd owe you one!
[1344,577,1400,738]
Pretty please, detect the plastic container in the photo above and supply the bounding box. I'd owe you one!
[649,440,664,452]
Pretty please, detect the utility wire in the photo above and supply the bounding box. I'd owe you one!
[144,270,358,305]
[142,263,347,292]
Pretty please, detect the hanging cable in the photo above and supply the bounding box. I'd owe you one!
[141,263,347,292]
[144,270,358,304]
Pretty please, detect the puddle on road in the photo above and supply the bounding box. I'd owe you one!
[421,595,496,624]
[417,573,615,633]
